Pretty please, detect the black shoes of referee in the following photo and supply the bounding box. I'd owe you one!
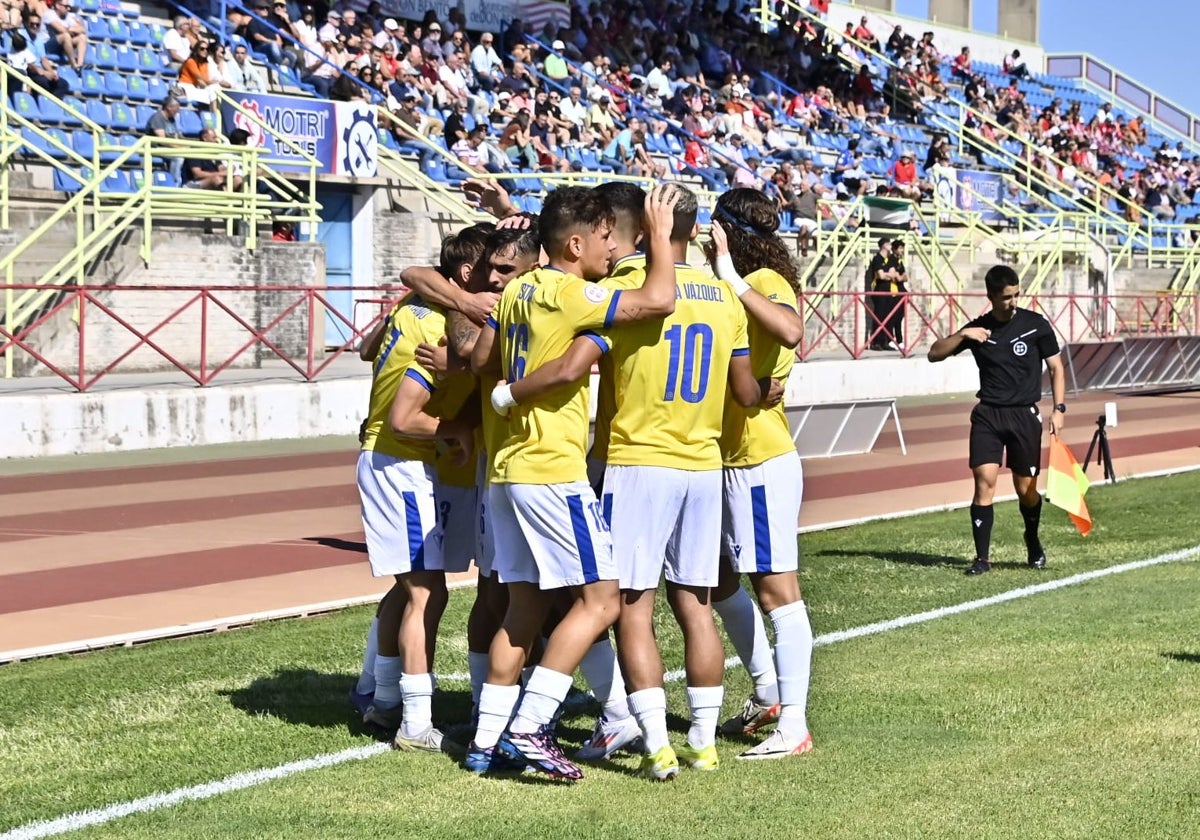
[964,543,1047,576]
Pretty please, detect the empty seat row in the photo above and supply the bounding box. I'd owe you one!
[9,92,209,135]
[84,16,167,47]
[53,166,179,194]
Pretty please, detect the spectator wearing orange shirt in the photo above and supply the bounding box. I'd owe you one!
[178,41,222,106]
[889,149,924,200]
[853,16,881,53]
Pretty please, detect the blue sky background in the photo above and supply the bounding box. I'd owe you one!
[891,0,1200,117]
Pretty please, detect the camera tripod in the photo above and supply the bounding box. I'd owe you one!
[1083,414,1117,483]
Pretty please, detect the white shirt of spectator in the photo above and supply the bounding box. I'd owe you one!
[470,42,502,79]
[438,61,471,100]
[7,46,36,73]
[645,65,671,94]
[162,26,190,64]
[294,18,318,49]
[226,54,266,92]
[559,93,588,128]
[452,138,482,169]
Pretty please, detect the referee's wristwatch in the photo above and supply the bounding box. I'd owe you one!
[1053,403,1067,414]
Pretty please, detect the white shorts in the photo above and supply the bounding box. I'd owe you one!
[722,451,803,575]
[490,481,616,589]
[604,464,722,590]
[436,482,477,574]
[477,481,501,579]
[356,450,444,577]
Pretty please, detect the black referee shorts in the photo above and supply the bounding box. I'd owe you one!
[968,403,1044,475]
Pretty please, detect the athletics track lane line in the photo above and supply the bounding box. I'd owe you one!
[4,543,1198,840]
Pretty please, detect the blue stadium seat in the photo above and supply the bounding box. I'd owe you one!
[200,110,217,131]
[127,21,151,46]
[12,91,41,120]
[102,170,135,193]
[57,65,82,93]
[377,128,397,151]
[152,170,180,188]
[115,45,137,73]
[87,18,109,41]
[61,97,88,126]
[147,23,166,47]
[177,109,203,137]
[107,18,130,43]
[53,167,84,193]
[110,101,135,130]
[136,48,161,74]
[81,68,103,96]
[19,127,54,158]
[99,0,119,13]
[94,43,118,69]
[71,130,96,160]
[45,128,73,159]
[84,99,112,128]
[78,0,100,11]
[147,77,168,102]
[127,75,150,101]
[102,72,127,99]
[117,133,141,164]
[134,104,157,128]
[97,132,122,162]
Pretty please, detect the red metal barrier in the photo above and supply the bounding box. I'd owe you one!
[2,285,1197,391]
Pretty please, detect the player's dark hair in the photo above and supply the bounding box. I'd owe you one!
[984,264,1020,296]
[484,218,541,264]
[703,188,799,290]
[538,186,615,252]
[440,222,494,279]
[592,181,645,245]
[669,184,698,242]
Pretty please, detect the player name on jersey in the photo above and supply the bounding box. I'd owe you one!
[676,281,726,302]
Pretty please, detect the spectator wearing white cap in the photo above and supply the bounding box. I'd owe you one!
[470,31,504,92]
[545,39,569,82]
[316,9,340,45]
[373,18,404,52]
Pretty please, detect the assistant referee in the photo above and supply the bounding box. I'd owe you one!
[928,265,1066,575]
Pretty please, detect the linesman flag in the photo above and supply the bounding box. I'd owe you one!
[1046,436,1092,536]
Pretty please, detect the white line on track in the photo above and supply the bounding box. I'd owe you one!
[5,543,1197,840]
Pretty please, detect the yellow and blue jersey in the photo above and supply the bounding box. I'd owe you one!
[362,295,467,464]
[489,266,624,485]
[605,265,749,470]
[590,253,647,466]
[719,268,800,467]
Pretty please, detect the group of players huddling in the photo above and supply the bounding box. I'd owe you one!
[351,180,814,781]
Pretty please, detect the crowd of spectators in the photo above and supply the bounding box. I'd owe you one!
[3,0,1197,232]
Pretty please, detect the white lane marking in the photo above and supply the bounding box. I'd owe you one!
[5,543,1197,840]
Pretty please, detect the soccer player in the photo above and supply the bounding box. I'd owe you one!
[495,185,762,779]
[356,227,482,752]
[464,185,681,780]
[927,264,1066,575]
[706,188,816,760]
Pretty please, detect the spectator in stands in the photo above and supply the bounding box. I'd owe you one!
[301,37,340,98]
[557,84,588,138]
[163,16,194,68]
[469,30,503,92]
[629,128,666,179]
[226,42,266,93]
[419,21,442,66]
[438,51,482,114]
[1003,49,1028,79]
[338,8,363,51]
[587,92,617,144]
[545,39,570,83]
[534,89,573,146]
[248,1,297,69]
[1,0,20,31]
[853,15,881,53]
[779,171,819,257]
[316,8,340,44]
[885,25,908,57]
[178,41,224,106]
[292,5,319,53]
[889,149,924,200]
[952,46,973,79]
[183,127,242,191]
[144,96,184,185]
[42,0,86,71]
[453,124,499,175]
[441,28,468,61]
[5,30,70,98]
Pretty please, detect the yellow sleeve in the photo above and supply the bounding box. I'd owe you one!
[552,277,623,333]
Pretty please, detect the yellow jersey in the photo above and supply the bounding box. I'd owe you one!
[490,266,624,485]
[605,265,749,470]
[478,372,506,484]
[589,253,647,466]
[429,372,481,488]
[361,295,462,464]
[720,268,800,467]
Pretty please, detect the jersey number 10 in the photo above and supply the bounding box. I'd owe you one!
[663,323,714,403]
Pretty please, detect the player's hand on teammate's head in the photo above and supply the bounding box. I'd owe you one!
[643,183,681,239]
[496,212,532,231]
[415,337,450,377]
[709,215,729,255]
[462,178,516,219]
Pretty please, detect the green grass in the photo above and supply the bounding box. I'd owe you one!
[3,472,1200,839]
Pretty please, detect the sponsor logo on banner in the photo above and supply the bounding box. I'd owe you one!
[221,93,377,177]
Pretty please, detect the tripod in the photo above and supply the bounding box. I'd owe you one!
[1083,415,1117,483]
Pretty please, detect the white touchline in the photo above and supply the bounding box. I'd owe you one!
[5,545,1197,840]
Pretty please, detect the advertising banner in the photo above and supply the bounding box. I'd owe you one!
[221,93,378,178]
[343,0,569,34]
[931,166,1004,224]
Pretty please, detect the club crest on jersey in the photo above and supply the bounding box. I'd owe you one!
[583,284,609,304]
[1012,340,1028,357]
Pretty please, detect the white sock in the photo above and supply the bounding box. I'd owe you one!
[468,651,489,711]
[770,600,813,740]
[686,685,725,750]
[520,665,535,688]
[628,687,669,754]
[510,667,573,734]
[399,672,434,738]
[355,617,379,695]
[372,655,402,709]
[714,586,779,706]
[578,639,630,720]
[474,683,520,749]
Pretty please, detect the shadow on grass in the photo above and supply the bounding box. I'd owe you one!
[303,536,367,553]
[1163,652,1200,664]
[813,548,966,568]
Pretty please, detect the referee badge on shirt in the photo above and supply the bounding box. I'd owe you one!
[1012,340,1028,356]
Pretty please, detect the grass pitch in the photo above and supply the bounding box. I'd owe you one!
[2,472,1199,839]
